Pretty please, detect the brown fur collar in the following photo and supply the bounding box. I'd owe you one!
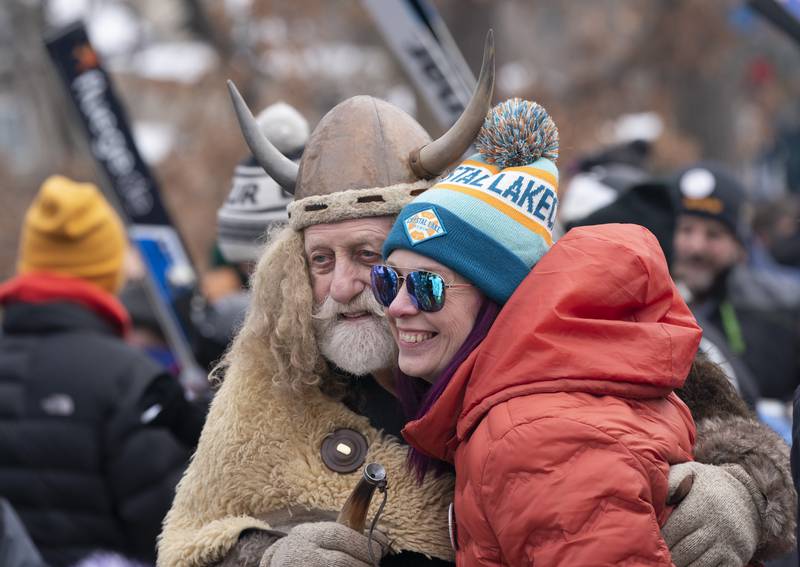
[677,356,796,560]
[675,356,752,423]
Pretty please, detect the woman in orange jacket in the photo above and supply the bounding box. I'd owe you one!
[370,99,701,566]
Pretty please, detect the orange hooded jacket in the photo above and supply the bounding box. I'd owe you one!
[402,224,702,566]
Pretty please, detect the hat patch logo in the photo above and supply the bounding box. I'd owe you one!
[404,208,446,245]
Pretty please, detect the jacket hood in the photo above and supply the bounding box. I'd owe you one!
[402,223,702,461]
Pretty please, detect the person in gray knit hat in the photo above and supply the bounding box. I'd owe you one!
[159,32,794,567]
[217,102,308,265]
[193,102,309,370]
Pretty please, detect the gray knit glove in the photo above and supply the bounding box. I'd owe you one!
[259,521,387,567]
[662,462,764,567]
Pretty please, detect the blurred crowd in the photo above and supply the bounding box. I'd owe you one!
[3,94,800,567]
[2,2,800,567]
[563,139,800,420]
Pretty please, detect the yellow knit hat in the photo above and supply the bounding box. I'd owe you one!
[18,175,127,293]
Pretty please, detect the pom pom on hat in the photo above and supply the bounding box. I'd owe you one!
[383,98,561,305]
[672,161,748,242]
[18,175,127,293]
[476,98,559,169]
[255,102,309,158]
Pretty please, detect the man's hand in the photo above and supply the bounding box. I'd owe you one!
[259,521,387,567]
[662,462,763,567]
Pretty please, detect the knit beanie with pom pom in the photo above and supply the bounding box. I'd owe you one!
[382,98,559,304]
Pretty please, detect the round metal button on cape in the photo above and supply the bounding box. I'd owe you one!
[320,428,368,473]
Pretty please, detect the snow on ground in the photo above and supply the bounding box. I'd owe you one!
[87,3,142,56]
[385,85,416,117]
[262,43,388,82]
[132,121,176,165]
[603,112,664,144]
[498,61,535,95]
[45,0,218,84]
[45,0,92,28]
[46,1,142,56]
[224,0,254,19]
[119,41,219,83]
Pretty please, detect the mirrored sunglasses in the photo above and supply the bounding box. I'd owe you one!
[370,264,470,312]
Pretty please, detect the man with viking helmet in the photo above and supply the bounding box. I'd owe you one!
[159,32,795,567]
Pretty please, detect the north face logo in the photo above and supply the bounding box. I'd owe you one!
[40,393,75,417]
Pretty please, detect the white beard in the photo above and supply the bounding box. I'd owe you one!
[312,289,397,376]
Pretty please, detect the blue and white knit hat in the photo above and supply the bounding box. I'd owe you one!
[382,98,559,305]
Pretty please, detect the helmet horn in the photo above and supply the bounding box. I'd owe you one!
[409,29,495,179]
[227,80,298,194]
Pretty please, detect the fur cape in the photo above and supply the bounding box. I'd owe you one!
[157,362,456,567]
[158,351,797,567]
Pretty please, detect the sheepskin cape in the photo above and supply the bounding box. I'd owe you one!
[157,364,455,567]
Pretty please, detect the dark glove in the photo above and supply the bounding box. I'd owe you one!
[138,373,208,447]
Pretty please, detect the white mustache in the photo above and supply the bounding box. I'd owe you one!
[312,289,386,321]
[311,288,396,376]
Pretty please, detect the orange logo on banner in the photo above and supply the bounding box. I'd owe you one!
[73,44,99,72]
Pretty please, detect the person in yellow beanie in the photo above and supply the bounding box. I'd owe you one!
[17,175,127,294]
[0,176,204,566]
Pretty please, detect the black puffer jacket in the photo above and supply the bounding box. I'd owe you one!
[0,300,194,566]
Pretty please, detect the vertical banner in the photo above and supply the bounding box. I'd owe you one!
[361,0,475,129]
[45,22,207,397]
[748,0,800,45]
[404,0,476,95]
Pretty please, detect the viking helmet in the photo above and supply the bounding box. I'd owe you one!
[228,31,495,230]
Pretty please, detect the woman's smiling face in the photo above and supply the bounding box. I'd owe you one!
[384,249,483,383]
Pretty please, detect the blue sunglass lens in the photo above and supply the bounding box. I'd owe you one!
[370,265,399,307]
[407,271,446,312]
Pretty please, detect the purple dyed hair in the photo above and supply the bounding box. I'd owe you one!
[395,297,501,482]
